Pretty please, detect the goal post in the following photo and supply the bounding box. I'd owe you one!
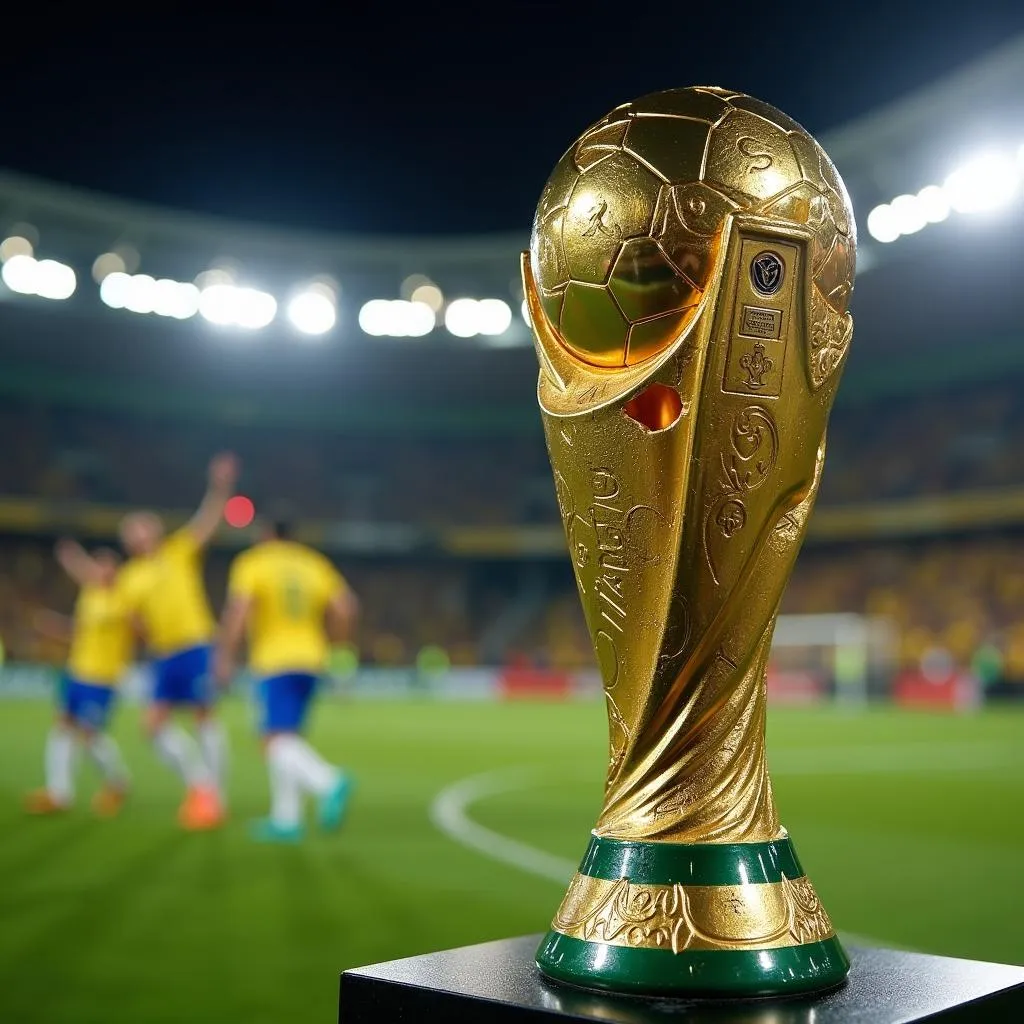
[769,613,897,705]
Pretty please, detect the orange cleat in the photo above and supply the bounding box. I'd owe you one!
[177,785,225,831]
[25,789,70,815]
[91,784,128,819]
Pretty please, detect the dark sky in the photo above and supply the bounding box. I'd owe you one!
[6,3,1024,235]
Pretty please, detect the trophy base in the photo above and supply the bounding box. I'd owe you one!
[340,934,1024,1022]
[537,833,849,996]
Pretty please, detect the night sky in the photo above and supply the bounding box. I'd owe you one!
[6,3,1024,236]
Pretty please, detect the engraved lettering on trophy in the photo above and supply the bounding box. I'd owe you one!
[739,341,773,389]
[588,468,629,635]
[739,305,782,340]
[592,469,620,502]
[737,136,773,172]
[581,199,621,239]
[703,406,780,583]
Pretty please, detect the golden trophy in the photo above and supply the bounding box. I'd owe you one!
[523,87,856,996]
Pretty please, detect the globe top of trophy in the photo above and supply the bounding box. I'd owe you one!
[529,86,855,374]
[523,88,858,998]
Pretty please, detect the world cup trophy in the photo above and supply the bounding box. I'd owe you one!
[523,87,856,997]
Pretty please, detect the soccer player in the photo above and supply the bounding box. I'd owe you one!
[118,452,238,830]
[25,540,132,817]
[214,518,357,842]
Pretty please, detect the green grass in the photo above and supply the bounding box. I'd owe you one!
[0,699,1022,1023]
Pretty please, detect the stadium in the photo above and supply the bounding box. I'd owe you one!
[2,22,1024,1024]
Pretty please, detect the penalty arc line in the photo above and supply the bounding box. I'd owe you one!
[430,767,578,885]
[428,763,924,951]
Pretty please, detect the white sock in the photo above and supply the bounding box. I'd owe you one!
[45,726,77,805]
[266,736,302,829]
[275,734,339,797]
[197,720,227,797]
[86,734,129,788]
[153,724,209,788]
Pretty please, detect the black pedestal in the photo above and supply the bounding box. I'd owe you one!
[340,934,1024,1022]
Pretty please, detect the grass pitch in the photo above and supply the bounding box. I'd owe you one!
[0,697,1022,1023]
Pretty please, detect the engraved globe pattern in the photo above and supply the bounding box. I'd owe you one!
[530,86,856,369]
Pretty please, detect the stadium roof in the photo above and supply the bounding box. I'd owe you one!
[0,38,1022,424]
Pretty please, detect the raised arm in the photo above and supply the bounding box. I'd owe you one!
[185,452,240,548]
[55,538,104,587]
[33,609,74,643]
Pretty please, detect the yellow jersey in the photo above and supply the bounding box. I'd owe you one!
[227,540,347,675]
[67,582,133,686]
[118,528,215,656]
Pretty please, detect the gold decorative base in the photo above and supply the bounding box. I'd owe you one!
[537,834,849,996]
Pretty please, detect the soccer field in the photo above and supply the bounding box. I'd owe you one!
[0,698,1022,1024]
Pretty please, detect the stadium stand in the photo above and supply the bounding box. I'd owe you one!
[1,38,1023,694]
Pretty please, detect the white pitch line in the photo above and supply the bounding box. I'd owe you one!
[429,759,949,953]
[430,766,577,885]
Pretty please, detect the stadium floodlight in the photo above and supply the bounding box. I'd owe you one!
[92,251,126,283]
[287,289,336,336]
[0,236,33,263]
[444,297,513,338]
[866,204,900,243]
[1,254,76,300]
[152,279,200,319]
[943,152,1019,213]
[358,299,434,337]
[889,194,927,236]
[915,184,950,224]
[410,282,444,312]
[199,283,276,330]
[100,272,199,319]
[476,298,512,336]
[444,297,481,337]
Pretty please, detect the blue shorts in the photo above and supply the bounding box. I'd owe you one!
[61,676,117,730]
[259,673,318,734]
[153,645,213,706]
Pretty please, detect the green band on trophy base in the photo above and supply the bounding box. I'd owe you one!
[578,834,805,886]
[537,932,850,997]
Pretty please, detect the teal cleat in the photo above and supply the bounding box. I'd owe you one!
[249,818,304,843]
[317,773,353,832]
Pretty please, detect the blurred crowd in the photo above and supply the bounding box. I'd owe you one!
[1,374,1023,686]
[1,374,1023,526]
[3,535,1024,686]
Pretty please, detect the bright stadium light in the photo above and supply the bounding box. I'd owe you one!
[0,236,33,262]
[287,288,336,336]
[477,298,512,335]
[358,299,434,337]
[889,194,927,236]
[445,297,481,337]
[916,184,950,224]
[410,282,444,312]
[866,204,900,244]
[92,251,126,283]
[199,283,276,330]
[943,152,1019,213]
[153,279,200,319]
[100,272,199,319]
[1,254,76,300]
